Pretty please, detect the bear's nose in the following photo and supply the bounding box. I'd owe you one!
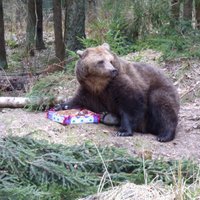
[111,69,118,77]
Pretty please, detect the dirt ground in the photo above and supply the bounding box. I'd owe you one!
[0,98,200,162]
[0,50,200,162]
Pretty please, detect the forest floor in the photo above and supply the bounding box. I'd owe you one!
[0,49,200,162]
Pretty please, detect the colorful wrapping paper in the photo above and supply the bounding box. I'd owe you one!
[47,109,100,125]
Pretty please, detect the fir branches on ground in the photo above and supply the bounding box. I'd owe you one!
[0,136,199,200]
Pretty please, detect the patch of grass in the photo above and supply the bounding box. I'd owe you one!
[6,39,18,48]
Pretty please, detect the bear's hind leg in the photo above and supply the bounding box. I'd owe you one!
[147,89,179,142]
[147,105,177,142]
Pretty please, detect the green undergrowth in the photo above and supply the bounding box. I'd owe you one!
[82,28,200,61]
[81,19,135,55]
[0,136,199,200]
[83,8,200,60]
[26,72,73,111]
[134,30,200,61]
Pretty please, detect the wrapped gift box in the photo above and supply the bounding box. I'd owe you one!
[47,109,100,125]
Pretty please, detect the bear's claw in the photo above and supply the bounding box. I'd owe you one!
[54,104,69,111]
[115,131,133,137]
[157,134,174,142]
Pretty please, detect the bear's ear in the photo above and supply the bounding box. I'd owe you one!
[101,43,110,50]
[77,50,84,58]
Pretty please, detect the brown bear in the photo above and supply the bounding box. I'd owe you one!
[55,43,180,142]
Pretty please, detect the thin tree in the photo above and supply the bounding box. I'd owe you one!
[26,0,45,56]
[26,0,36,56]
[64,0,86,52]
[0,0,7,69]
[195,0,200,29]
[53,0,65,61]
[36,0,45,50]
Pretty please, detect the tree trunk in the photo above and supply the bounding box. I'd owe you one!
[53,0,65,61]
[183,0,193,21]
[36,0,45,50]
[64,0,86,52]
[195,0,200,29]
[26,0,36,56]
[0,0,7,69]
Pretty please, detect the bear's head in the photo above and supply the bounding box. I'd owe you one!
[75,43,119,93]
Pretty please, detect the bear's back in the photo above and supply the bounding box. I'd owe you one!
[128,61,174,90]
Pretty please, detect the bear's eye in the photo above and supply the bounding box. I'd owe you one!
[97,60,104,65]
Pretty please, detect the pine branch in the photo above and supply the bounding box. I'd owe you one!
[0,136,199,199]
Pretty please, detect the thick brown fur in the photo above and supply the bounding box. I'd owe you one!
[56,43,180,142]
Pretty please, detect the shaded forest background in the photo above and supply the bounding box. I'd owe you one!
[0,0,200,72]
[0,0,200,102]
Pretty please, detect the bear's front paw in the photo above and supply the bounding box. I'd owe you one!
[115,130,133,137]
[54,103,69,111]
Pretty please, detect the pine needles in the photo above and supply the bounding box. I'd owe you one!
[0,136,199,200]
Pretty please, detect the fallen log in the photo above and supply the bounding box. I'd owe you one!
[0,96,66,108]
[0,97,31,108]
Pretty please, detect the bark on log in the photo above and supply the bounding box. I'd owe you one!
[0,96,66,108]
[0,97,31,108]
